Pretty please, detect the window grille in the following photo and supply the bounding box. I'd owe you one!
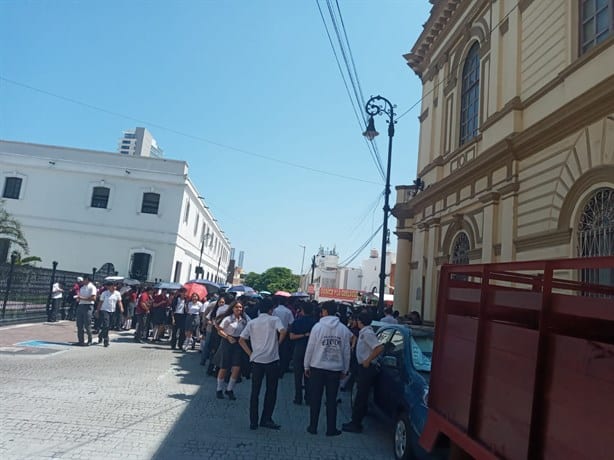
[577,187,614,288]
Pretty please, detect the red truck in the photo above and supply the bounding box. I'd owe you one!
[420,256,614,459]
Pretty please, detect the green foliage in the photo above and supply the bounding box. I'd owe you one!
[243,267,299,293]
[12,254,42,266]
[0,202,28,255]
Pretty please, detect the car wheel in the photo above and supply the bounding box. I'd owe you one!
[394,412,413,460]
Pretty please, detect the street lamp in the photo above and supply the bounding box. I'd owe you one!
[363,95,395,316]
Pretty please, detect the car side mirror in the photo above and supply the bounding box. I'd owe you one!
[382,355,398,369]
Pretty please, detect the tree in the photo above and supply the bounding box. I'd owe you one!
[0,202,28,261]
[244,272,262,290]
[258,267,299,293]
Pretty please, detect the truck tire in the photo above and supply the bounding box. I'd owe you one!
[394,412,414,460]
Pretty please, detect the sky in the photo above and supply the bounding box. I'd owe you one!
[0,0,431,275]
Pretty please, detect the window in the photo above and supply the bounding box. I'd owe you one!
[173,261,182,283]
[129,252,151,281]
[194,214,200,236]
[451,232,470,265]
[577,187,614,287]
[459,42,480,146]
[184,200,190,223]
[141,192,160,214]
[580,0,613,54]
[90,186,110,208]
[3,177,22,199]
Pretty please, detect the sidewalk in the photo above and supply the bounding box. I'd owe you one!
[0,320,112,355]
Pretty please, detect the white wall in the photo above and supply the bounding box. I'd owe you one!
[0,140,230,282]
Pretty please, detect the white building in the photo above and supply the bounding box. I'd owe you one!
[360,248,395,295]
[0,139,230,283]
[118,127,163,158]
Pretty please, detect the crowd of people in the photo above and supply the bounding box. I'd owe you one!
[63,274,423,435]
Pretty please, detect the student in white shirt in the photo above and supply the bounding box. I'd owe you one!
[97,282,124,347]
[239,298,286,430]
[215,300,250,400]
[183,293,203,351]
[76,275,97,346]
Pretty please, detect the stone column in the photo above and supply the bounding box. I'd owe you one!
[423,218,441,322]
[478,192,500,262]
[393,231,413,316]
[498,182,519,261]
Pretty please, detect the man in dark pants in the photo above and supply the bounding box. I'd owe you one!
[96,282,124,347]
[303,301,352,436]
[289,302,317,405]
[342,312,384,433]
[170,288,187,350]
[75,275,97,346]
[239,298,286,431]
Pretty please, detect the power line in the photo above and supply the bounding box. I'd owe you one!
[0,75,382,186]
[339,222,382,267]
[315,0,385,180]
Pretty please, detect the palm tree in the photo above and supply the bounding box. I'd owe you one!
[0,202,28,258]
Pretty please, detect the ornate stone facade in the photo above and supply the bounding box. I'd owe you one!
[393,0,614,320]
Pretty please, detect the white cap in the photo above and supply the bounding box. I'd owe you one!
[77,276,84,282]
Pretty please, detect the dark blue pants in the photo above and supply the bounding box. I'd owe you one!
[309,367,341,434]
[250,360,280,426]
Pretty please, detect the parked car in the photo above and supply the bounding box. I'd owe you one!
[365,322,447,460]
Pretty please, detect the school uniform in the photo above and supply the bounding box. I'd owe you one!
[218,314,249,369]
[240,313,285,428]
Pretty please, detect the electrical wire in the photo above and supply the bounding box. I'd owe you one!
[316,0,385,180]
[339,222,383,267]
[0,76,381,186]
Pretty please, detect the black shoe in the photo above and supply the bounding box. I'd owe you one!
[225,390,236,400]
[306,426,317,435]
[75,342,85,347]
[134,338,142,343]
[326,429,342,437]
[342,422,362,433]
[249,423,258,430]
[216,390,224,399]
[260,420,281,430]
[103,339,109,348]
[293,399,302,405]
[87,340,93,346]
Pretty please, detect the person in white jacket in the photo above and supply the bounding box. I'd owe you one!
[303,301,352,437]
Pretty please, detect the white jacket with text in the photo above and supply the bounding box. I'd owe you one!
[303,315,352,373]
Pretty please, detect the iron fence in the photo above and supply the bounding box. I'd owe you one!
[0,258,113,326]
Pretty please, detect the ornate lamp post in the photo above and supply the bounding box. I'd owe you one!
[363,95,395,315]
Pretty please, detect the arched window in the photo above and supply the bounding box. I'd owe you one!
[580,0,613,54]
[451,232,470,265]
[459,42,480,146]
[577,188,614,286]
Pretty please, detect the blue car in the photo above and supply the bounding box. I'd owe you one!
[367,322,445,460]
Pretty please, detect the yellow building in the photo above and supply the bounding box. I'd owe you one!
[393,0,614,321]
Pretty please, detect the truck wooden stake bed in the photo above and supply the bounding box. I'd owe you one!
[420,256,614,460]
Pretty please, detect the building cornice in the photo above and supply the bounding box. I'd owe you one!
[514,228,572,253]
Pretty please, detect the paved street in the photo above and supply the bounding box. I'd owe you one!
[0,322,394,460]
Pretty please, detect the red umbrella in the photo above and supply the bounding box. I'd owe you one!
[274,290,291,297]
[184,282,208,301]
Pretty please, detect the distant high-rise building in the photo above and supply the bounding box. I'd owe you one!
[238,251,244,268]
[118,127,163,158]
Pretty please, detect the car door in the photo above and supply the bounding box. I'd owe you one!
[373,327,395,410]
[376,328,408,415]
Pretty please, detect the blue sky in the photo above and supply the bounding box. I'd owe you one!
[0,0,431,275]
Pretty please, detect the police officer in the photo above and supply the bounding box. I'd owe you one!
[342,311,384,433]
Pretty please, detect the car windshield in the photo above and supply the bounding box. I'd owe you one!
[410,335,432,372]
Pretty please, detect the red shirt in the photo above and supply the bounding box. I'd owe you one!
[136,292,152,314]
